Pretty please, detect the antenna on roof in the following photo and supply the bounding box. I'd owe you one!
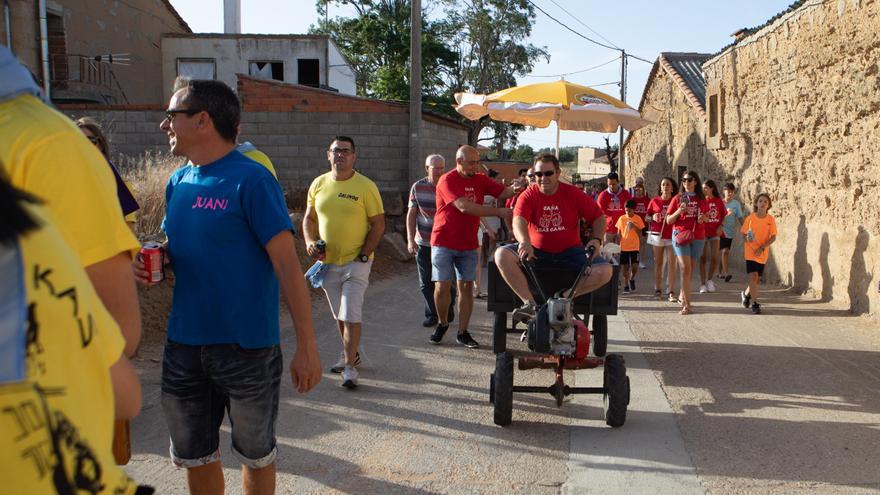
[93,53,131,66]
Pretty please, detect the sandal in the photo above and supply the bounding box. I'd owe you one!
[679,306,691,315]
[668,292,677,303]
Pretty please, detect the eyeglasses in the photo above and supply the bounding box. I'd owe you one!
[164,108,202,121]
[533,170,555,178]
[328,148,354,156]
[682,176,695,182]
[526,174,536,179]
[86,136,100,144]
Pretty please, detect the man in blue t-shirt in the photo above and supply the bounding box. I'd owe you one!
[134,78,321,493]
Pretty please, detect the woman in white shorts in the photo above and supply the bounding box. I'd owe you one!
[645,177,677,301]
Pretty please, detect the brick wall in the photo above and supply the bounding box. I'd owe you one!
[59,75,467,213]
[625,0,879,317]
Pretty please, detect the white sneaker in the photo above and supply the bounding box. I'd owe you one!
[707,280,717,292]
[330,350,363,373]
[699,284,708,294]
[639,262,647,269]
[341,365,359,389]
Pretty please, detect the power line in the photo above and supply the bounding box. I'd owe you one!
[546,0,620,50]
[526,0,654,65]
[524,57,619,78]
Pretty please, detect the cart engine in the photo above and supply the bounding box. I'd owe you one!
[527,297,590,359]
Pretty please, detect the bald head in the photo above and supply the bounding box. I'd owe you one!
[455,145,480,177]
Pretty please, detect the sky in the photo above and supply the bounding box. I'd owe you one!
[168,0,792,150]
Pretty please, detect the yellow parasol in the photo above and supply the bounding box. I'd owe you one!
[454,79,652,154]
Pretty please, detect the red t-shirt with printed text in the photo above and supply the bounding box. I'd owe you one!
[646,196,674,239]
[702,197,727,239]
[431,171,505,250]
[667,193,708,240]
[514,182,603,253]
[596,187,631,234]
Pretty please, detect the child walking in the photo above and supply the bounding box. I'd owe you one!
[719,182,743,282]
[616,199,645,294]
[741,193,777,314]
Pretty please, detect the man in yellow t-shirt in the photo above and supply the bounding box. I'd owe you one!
[304,136,384,389]
[0,180,147,494]
[0,46,141,358]
[615,199,645,294]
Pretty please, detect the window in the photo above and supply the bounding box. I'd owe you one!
[177,58,216,80]
[706,80,725,149]
[248,61,284,81]
[297,59,320,87]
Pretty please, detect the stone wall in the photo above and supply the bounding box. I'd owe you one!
[626,0,880,317]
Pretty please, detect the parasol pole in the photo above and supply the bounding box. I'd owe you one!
[555,121,560,158]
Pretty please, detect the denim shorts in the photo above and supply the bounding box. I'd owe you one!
[501,244,609,271]
[431,246,478,282]
[161,341,282,469]
[672,235,706,258]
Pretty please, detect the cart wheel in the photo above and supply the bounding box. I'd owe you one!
[493,312,507,353]
[592,314,608,357]
[489,373,495,404]
[603,353,629,428]
[493,352,514,426]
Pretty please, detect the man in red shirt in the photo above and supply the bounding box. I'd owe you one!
[430,145,516,348]
[596,172,631,244]
[495,154,613,322]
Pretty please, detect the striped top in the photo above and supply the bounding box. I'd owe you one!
[408,177,438,246]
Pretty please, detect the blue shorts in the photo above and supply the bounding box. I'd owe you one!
[672,235,706,258]
[502,244,609,271]
[162,342,282,469]
[431,246,478,282]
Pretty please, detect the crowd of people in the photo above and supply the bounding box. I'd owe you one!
[1,40,777,493]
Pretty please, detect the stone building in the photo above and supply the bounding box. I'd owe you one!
[576,146,613,179]
[625,0,879,317]
[1,0,190,103]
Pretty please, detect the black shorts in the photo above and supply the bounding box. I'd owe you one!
[620,250,640,265]
[746,260,765,275]
[719,237,733,250]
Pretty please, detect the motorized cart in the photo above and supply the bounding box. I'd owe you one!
[486,247,629,427]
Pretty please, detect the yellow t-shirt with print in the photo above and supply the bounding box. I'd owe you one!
[0,94,139,266]
[0,204,137,494]
[307,171,384,264]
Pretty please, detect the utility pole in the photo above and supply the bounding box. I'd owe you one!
[618,50,627,182]
[408,0,423,186]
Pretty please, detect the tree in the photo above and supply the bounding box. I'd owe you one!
[508,144,535,162]
[439,0,549,146]
[312,0,457,104]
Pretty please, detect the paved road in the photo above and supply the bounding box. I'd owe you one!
[124,264,879,494]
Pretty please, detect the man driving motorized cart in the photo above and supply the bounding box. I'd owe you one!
[494,154,612,320]
[490,153,629,427]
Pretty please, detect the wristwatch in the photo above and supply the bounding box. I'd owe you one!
[357,253,369,262]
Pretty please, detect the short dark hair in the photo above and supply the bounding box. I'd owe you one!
[518,168,528,176]
[174,79,240,142]
[657,176,678,196]
[607,172,619,181]
[753,192,772,211]
[534,153,560,169]
[723,182,736,192]
[331,135,356,151]
[625,199,636,209]
[488,169,499,178]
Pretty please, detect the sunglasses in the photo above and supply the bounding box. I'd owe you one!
[533,170,555,178]
[682,176,695,182]
[165,108,203,121]
[86,135,100,144]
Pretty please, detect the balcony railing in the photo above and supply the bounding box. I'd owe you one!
[50,54,129,104]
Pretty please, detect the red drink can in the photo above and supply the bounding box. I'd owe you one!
[140,242,164,284]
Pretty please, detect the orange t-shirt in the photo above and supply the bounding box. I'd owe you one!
[741,213,777,264]
[615,213,645,252]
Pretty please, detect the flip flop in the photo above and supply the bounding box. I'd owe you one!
[680,306,691,315]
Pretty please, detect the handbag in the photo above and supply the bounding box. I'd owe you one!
[674,228,693,246]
